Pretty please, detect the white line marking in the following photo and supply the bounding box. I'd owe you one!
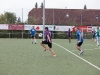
[65,43,76,44]
[53,42,100,71]
[71,48,100,51]
[94,48,100,49]
[84,44,94,46]
[84,49,93,50]
[65,43,94,46]
[71,49,93,51]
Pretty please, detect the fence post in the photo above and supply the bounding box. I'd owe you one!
[22,32,23,39]
[9,33,10,38]
[52,31,54,39]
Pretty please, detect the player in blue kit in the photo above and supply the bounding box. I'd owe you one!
[75,27,84,55]
[30,26,36,44]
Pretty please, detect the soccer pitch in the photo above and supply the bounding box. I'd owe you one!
[0,39,100,75]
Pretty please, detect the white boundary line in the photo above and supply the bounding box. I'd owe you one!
[71,48,100,51]
[71,49,93,51]
[53,42,100,71]
[64,43,94,46]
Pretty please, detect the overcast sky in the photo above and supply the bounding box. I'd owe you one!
[0,0,100,22]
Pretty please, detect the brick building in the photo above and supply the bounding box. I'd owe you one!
[28,8,100,26]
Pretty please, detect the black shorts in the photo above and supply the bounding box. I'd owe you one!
[42,40,52,48]
[77,42,83,47]
[31,35,35,38]
[92,35,96,39]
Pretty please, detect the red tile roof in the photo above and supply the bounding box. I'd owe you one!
[28,8,100,25]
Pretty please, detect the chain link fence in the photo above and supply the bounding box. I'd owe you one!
[0,31,92,39]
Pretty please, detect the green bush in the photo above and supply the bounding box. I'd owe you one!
[0,30,92,39]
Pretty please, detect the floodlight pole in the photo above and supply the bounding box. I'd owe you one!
[43,0,45,40]
[96,15,99,25]
[66,14,69,25]
[22,8,23,23]
[81,9,83,26]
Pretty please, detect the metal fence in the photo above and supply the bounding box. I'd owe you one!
[0,32,92,39]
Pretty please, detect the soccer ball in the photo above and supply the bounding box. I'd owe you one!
[38,33,43,37]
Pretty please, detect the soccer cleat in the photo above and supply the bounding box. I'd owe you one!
[32,42,33,44]
[79,51,84,55]
[96,45,99,46]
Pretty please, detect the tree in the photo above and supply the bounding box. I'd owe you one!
[28,17,37,24]
[0,14,5,23]
[40,2,43,8]
[84,5,87,9]
[24,19,28,24]
[0,12,17,24]
[35,2,38,8]
[17,17,21,24]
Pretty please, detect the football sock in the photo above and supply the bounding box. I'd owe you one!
[34,39,36,43]
[32,39,34,43]
[80,50,83,52]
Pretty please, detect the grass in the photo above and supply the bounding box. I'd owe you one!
[0,39,100,75]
